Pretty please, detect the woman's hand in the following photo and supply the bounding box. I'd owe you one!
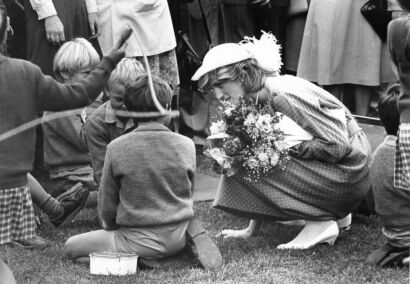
[44,15,65,46]
[88,12,100,38]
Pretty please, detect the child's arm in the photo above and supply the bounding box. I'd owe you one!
[98,145,120,230]
[42,110,88,150]
[85,116,109,185]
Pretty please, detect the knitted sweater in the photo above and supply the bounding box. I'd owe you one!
[0,55,115,189]
[42,101,102,174]
[98,122,196,229]
[388,17,410,123]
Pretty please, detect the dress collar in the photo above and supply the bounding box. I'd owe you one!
[384,135,397,146]
[104,102,134,130]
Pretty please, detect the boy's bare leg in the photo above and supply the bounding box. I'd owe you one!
[0,259,16,284]
[217,219,261,239]
[64,230,117,260]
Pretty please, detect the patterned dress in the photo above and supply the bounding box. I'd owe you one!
[213,75,372,220]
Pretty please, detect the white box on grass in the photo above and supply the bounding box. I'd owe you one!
[89,252,139,276]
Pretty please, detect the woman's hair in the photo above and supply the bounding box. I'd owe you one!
[397,0,410,12]
[198,58,272,93]
[53,38,100,81]
[378,84,400,135]
[107,58,145,90]
[124,74,172,122]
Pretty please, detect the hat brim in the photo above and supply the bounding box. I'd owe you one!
[191,43,253,81]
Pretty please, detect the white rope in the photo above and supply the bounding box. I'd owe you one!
[0,108,180,143]
[130,27,167,115]
[0,28,181,143]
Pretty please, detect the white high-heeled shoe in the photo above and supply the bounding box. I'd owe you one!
[336,213,352,231]
[277,221,339,250]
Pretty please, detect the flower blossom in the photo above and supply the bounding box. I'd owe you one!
[269,152,280,166]
[258,152,270,166]
[255,114,273,134]
[244,113,257,127]
[209,120,227,135]
[246,157,259,169]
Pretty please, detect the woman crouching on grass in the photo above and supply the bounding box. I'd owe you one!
[192,33,372,249]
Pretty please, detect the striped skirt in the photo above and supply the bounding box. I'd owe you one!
[395,123,410,191]
[0,185,36,245]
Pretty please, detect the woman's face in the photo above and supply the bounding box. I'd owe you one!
[213,80,245,105]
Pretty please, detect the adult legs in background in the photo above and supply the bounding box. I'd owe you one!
[323,84,344,102]
[220,3,255,43]
[353,85,372,116]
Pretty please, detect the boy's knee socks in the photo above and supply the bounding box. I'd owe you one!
[40,196,64,220]
[85,191,98,208]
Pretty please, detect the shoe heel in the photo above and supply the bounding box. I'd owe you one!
[323,235,338,246]
[337,214,351,232]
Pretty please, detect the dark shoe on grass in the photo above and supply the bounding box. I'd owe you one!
[10,235,47,249]
[186,217,223,271]
[367,243,409,268]
[50,187,89,228]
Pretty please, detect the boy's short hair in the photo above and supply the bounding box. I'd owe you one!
[378,84,400,135]
[124,74,172,122]
[107,58,145,91]
[397,0,410,12]
[53,38,100,81]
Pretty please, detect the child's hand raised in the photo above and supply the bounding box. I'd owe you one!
[107,27,132,64]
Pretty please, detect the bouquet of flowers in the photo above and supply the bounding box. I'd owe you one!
[205,98,289,181]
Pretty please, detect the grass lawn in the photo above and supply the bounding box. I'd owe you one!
[1,205,409,283]
[1,153,409,283]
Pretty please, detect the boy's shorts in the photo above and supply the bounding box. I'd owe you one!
[114,220,190,259]
[0,185,36,245]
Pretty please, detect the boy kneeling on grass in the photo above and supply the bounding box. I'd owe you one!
[64,74,222,270]
[367,85,410,267]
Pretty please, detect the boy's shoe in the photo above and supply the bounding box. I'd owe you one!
[186,217,223,271]
[55,182,83,201]
[50,187,90,228]
[367,243,410,268]
[10,235,47,249]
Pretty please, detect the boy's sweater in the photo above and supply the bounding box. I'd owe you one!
[388,17,410,123]
[98,122,196,229]
[0,54,115,189]
[370,135,410,245]
[42,102,101,174]
[42,109,90,173]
